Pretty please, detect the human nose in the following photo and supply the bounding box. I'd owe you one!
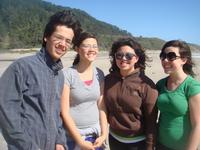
[160,54,168,61]
[161,57,171,63]
[59,39,71,48]
[121,54,127,60]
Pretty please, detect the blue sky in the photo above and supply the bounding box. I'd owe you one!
[44,0,200,45]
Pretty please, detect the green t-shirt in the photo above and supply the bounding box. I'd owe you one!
[156,76,200,150]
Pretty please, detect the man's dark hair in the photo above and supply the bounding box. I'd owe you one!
[42,10,82,47]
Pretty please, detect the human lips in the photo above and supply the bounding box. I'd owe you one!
[162,63,172,71]
[119,60,130,67]
[55,43,66,54]
[87,51,97,57]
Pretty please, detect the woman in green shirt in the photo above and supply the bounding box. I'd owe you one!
[156,40,200,150]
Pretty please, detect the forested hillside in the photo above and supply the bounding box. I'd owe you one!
[0,0,199,51]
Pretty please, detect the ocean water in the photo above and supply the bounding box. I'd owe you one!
[192,53,200,58]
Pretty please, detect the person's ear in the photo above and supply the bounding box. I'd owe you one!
[135,55,139,63]
[44,37,47,42]
[181,57,187,64]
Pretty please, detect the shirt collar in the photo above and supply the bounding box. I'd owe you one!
[37,48,63,74]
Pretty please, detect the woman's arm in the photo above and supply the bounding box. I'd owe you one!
[94,81,108,148]
[61,84,94,150]
[187,93,200,150]
[143,85,158,150]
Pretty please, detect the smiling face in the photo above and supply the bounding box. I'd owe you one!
[115,45,138,76]
[44,25,74,61]
[77,38,98,63]
[161,46,186,75]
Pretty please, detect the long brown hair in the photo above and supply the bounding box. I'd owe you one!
[161,40,195,76]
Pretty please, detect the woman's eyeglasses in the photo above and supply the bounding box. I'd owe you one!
[115,52,136,60]
[159,52,181,61]
[80,44,98,50]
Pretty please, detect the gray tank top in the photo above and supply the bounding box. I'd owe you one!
[63,66,104,130]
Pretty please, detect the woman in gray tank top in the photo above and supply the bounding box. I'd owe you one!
[61,32,108,150]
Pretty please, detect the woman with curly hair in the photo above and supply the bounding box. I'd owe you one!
[104,37,158,150]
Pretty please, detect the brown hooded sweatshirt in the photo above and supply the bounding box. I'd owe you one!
[104,69,158,147]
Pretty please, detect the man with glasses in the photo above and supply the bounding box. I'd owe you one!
[0,10,82,150]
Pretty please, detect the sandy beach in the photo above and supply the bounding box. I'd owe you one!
[0,50,200,149]
[1,50,200,81]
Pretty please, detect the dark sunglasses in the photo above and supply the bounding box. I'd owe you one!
[159,52,181,61]
[115,52,136,60]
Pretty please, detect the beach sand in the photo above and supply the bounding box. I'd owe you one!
[0,50,200,149]
[1,50,200,81]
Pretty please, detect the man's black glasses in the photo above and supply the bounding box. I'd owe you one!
[115,52,136,60]
[159,52,181,61]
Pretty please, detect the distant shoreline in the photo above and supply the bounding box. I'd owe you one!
[0,50,200,81]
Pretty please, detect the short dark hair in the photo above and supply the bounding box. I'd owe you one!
[42,10,82,47]
[161,40,195,76]
[109,37,147,73]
